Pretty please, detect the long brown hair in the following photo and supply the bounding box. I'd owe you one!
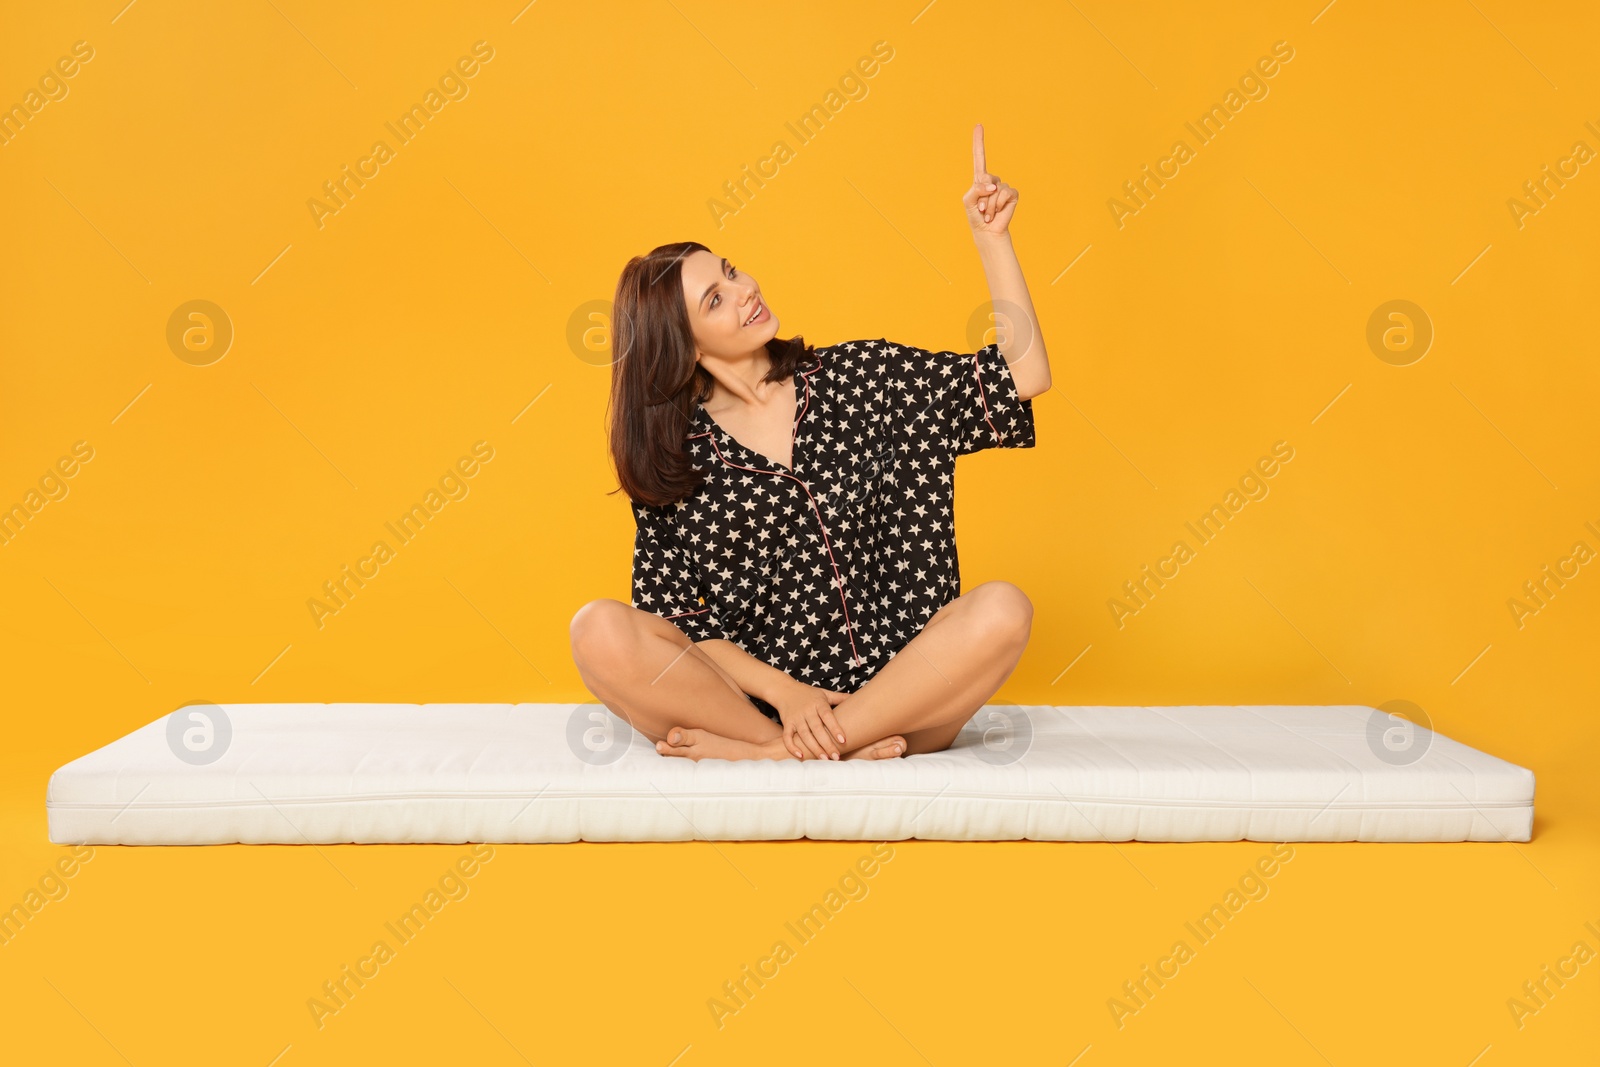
[607,241,815,507]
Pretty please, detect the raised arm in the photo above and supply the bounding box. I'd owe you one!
[963,123,1052,401]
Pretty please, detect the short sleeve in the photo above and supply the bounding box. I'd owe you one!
[878,338,1036,456]
[630,501,721,642]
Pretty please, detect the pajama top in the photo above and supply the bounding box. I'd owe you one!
[630,337,1037,694]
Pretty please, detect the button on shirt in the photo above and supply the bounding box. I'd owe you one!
[630,337,1037,694]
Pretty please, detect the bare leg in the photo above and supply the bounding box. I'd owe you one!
[830,581,1032,757]
[571,600,908,762]
[569,599,791,757]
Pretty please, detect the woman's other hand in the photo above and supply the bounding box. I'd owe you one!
[770,680,849,760]
[963,123,1018,235]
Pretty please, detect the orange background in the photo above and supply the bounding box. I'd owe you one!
[1,1,1596,1062]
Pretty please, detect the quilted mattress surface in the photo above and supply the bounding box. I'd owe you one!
[45,703,1535,844]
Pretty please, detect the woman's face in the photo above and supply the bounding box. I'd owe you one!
[679,250,777,361]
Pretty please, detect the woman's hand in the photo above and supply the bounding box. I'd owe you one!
[963,123,1019,235]
[769,679,850,760]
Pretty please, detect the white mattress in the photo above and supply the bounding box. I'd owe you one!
[45,703,1535,845]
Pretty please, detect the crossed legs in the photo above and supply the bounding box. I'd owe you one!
[831,581,1033,755]
[569,581,1032,761]
[570,603,900,761]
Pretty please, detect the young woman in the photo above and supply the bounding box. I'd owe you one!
[570,125,1051,762]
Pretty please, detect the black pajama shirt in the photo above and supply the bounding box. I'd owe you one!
[630,337,1037,719]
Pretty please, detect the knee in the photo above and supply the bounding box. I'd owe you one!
[964,581,1033,646]
[569,598,635,665]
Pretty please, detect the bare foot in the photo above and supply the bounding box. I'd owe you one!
[655,727,792,762]
[842,735,906,760]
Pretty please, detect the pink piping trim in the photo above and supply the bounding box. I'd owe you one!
[693,434,863,667]
[686,356,863,668]
[970,346,1002,445]
[792,352,821,446]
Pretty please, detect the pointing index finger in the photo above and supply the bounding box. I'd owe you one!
[973,123,986,180]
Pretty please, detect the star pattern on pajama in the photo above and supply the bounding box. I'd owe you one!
[631,337,1037,695]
